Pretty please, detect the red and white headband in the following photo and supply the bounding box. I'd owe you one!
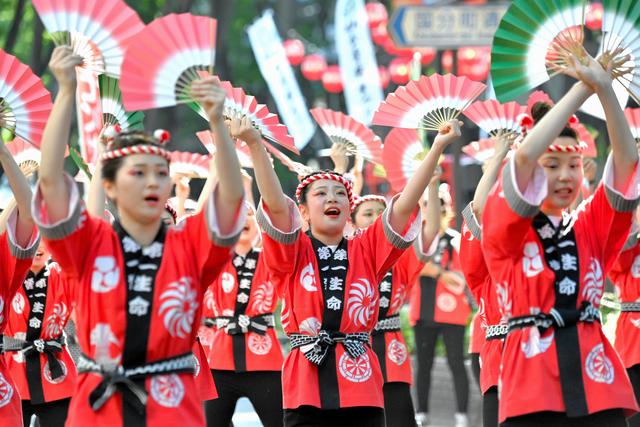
[352,194,387,211]
[515,113,586,152]
[164,201,178,222]
[100,126,172,163]
[295,173,356,211]
[246,200,256,216]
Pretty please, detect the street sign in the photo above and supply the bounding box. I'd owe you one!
[388,4,510,49]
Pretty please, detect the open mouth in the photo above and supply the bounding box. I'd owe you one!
[555,188,573,196]
[243,224,250,232]
[324,207,341,218]
[145,195,160,203]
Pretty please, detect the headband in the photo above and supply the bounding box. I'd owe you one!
[515,113,586,152]
[352,195,387,211]
[164,201,178,222]
[295,172,356,212]
[100,125,172,163]
[246,200,257,216]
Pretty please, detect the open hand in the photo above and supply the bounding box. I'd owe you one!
[495,129,516,155]
[433,119,463,148]
[582,157,597,182]
[191,77,227,122]
[49,46,83,91]
[330,143,349,174]
[562,50,620,93]
[228,117,261,148]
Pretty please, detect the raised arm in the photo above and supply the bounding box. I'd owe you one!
[473,131,513,220]
[422,168,443,246]
[391,120,462,233]
[87,130,107,218]
[330,144,349,175]
[0,145,35,246]
[350,155,364,197]
[231,118,291,232]
[191,77,244,234]
[196,154,217,214]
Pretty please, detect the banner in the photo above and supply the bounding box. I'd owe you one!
[248,10,315,151]
[335,0,384,125]
[76,67,102,166]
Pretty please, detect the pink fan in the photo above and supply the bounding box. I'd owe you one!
[462,138,496,164]
[526,90,554,115]
[462,100,526,136]
[310,108,383,164]
[625,108,640,144]
[0,50,53,146]
[570,123,597,158]
[120,13,217,109]
[195,130,259,169]
[6,137,41,170]
[263,140,312,177]
[169,151,212,179]
[372,73,486,130]
[32,0,144,77]
[383,128,427,193]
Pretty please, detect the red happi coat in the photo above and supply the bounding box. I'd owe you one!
[371,238,432,385]
[482,156,640,422]
[0,208,39,425]
[205,249,283,372]
[459,203,502,394]
[257,195,421,409]
[609,235,640,369]
[193,339,217,401]
[4,262,78,402]
[32,176,245,427]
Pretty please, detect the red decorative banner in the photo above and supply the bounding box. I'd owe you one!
[76,66,102,166]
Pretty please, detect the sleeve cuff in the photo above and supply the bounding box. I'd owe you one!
[32,173,82,240]
[205,183,247,247]
[414,231,439,263]
[461,202,482,242]
[602,153,640,213]
[5,204,40,259]
[256,196,302,245]
[381,194,422,250]
[502,156,548,218]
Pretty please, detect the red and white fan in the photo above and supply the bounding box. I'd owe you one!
[462,100,526,136]
[383,128,428,193]
[310,108,383,164]
[625,108,640,144]
[462,138,496,164]
[0,49,53,147]
[32,0,145,77]
[526,90,554,115]
[6,137,41,170]
[120,13,217,110]
[195,130,258,169]
[372,73,486,131]
[263,140,313,177]
[169,151,212,179]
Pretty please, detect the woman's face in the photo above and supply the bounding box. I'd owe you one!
[299,179,351,238]
[238,213,259,246]
[31,243,50,271]
[104,154,172,226]
[539,137,583,213]
[352,200,386,230]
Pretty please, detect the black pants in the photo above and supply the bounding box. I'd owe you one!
[284,405,385,427]
[204,370,283,427]
[500,409,627,427]
[483,386,499,427]
[383,382,417,427]
[627,364,640,427]
[470,352,480,388]
[22,397,70,427]
[414,321,469,413]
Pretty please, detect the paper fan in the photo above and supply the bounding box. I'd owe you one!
[98,75,144,129]
[0,50,53,147]
[32,0,145,77]
[383,128,428,193]
[625,108,640,143]
[372,73,486,131]
[6,137,41,170]
[120,13,217,111]
[169,151,212,179]
[462,100,526,136]
[310,108,383,164]
[570,122,597,157]
[195,130,258,169]
[69,147,93,181]
[490,0,587,102]
[462,138,496,164]
[263,140,313,177]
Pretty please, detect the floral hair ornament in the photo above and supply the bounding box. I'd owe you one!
[99,128,172,163]
[352,194,387,211]
[513,113,587,152]
[295,172,356,212]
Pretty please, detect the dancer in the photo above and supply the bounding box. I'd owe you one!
[459,131,514,427]
[350,173,441,427]
[32,46,246,427]
[0,139,40,427]
[482,52,640,426]
[240,110,462,426]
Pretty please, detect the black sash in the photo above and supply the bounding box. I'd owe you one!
[308,231,350,410]
[230,248,262,372]
[532,213,588,417]
[114,221,166,426]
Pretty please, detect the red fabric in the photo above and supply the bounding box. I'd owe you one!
[483,178,639,422]
[204,252,284,371]
[193,340,217,401]
[0,230,36,425]
[609,240,640,368]
[468,312,484,354]
[4,263,77,401]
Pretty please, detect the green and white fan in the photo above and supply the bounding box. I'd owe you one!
[99,75,144,129]
[490,0,587,102]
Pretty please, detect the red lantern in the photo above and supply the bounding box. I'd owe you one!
[457,47,491,81]
[322,65,343,93]
[366,3,388,29]
[301,54,327,81]
[371,22,390,46]
[442,50,453,73]
[283,39,305,66]
[378,66,390,89]
[413,48,437,66]
[585,3,603,31]
[388,57,412,85]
